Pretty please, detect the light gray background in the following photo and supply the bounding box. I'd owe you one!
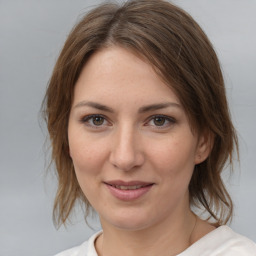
[0,1,255,255]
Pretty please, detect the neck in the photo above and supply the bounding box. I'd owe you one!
[96,210,197,256]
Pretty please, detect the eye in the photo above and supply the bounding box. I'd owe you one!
[80,114,110,128]
[153,116,167,126]
[91,116,105,126]
[146,115,175,129]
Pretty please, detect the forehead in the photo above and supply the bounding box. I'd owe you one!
[73,46,181,108]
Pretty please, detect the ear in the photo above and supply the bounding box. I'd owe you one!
[194,131,214,165]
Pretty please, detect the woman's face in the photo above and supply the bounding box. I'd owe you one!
[68,47,209,231]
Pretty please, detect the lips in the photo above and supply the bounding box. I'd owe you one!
[112,184,148,190]
[104,180,154,201]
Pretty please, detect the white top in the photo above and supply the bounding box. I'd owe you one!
[54,226,256,256]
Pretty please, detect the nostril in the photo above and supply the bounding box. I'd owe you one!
[110,151,144,171]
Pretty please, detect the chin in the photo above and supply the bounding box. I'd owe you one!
[100,210,156,231]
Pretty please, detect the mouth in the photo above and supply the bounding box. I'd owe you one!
[104,180,154,201]
[107,184,152,190]
[104,180,154,189]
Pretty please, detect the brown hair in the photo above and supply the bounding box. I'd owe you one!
[43,0,238,227]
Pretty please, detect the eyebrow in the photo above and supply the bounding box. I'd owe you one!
[74,101,181,113]
[74,101,115,112]
[138,102,181,113]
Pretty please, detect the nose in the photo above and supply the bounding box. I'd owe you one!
[109,125,145,171]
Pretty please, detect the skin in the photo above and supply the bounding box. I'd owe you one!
[68,46,214,256]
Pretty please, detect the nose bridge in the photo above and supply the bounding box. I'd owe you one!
[110,122,143,171]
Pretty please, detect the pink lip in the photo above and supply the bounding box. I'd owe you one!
[104,180,154,201]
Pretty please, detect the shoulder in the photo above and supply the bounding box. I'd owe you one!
[179,226,256,256]
[213,226,256,255]
[54,231,102,256]
[54,244,84,256]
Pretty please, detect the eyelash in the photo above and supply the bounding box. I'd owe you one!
[145,115,176,129]
[80,114,176,129]
[80,114,110,128]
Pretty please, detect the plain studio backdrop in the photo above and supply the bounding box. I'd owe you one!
[0,0,255,255]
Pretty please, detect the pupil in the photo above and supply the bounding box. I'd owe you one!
[154,117,165,126]
[93,116,104,125]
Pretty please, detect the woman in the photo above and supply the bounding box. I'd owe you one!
[43,0,256,255]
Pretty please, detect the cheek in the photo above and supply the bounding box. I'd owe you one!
[68,132,108,175]
[151,139,196,166]
[68,137,107,201]
[70,143,104,170]
[148,137,197,182]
